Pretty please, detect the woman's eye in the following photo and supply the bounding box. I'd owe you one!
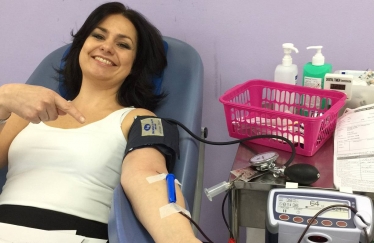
[92,33,104,40]
[118,43,130,49]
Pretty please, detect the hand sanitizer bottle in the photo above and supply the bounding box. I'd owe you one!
[302,46,332,89]
[274,43,299,85]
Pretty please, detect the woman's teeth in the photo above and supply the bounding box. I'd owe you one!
[95,56,113,65]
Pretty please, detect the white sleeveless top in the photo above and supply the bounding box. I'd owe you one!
[0,107,134,223]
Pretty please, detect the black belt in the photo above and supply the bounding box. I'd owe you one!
[0,204,108,240]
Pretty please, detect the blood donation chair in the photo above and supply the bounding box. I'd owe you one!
[0,36,204,242]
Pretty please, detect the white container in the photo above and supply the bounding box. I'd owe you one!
[335,70,374,116]
[274,43,299,85]
[274,43,298,112]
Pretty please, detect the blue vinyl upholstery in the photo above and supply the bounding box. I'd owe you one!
[0,36,204,242]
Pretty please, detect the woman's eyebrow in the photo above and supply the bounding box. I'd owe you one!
[95,26,134,44]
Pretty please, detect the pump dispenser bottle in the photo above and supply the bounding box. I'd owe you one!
[302,46,332,89]
[274,43,299,85]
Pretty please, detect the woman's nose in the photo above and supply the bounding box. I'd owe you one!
[100,41,115,54]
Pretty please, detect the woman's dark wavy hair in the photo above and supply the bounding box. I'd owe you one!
[60,2,167,111]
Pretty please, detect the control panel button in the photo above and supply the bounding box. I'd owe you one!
[293,217,304,223]
[321,220,332,227]
[279,214,289,221]
[307,218,318,225]
[336,221,348,227]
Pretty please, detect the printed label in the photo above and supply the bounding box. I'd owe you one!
[304,77,322,89]
[141,118,164,136]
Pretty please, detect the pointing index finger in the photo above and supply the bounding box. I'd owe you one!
[55,96,85,123]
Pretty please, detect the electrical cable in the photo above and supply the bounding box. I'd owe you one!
[296,204,370,243]
[179,212,214,243]
[221,189,234,239]
[164,118,296,167]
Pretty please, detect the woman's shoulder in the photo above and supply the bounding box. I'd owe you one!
[121,108,155,138]
[127,108,155,117]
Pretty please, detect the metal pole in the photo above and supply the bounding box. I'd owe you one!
[192,127,207,235]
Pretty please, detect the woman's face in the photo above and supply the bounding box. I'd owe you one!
[79,14,137,87]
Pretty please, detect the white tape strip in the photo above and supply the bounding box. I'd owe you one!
[146,174,182,185]
[159,203,191,219]
[146,173,166,183]
[175,179,181,186]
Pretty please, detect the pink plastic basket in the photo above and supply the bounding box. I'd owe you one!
[219,79,346,156]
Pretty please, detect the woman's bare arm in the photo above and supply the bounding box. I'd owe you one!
[120,109,201,243]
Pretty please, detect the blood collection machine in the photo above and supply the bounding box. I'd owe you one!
[266,188,373,243]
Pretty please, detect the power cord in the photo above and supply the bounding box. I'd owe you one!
[297,204,370,243]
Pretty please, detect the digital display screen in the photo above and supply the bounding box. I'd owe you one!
[276,195,350,219]
[330,84,346,90]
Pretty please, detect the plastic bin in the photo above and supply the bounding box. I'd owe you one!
[219,79,347,156]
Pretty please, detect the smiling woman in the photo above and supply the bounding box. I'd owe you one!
[0,2,201,243]
[60,2,167,111]
[79,14,137,90]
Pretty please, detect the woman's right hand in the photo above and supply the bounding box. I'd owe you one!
[0,83,85,124]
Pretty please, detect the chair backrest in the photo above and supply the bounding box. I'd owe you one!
[0,36,204,213]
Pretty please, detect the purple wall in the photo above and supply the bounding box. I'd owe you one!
[1,1,374,242]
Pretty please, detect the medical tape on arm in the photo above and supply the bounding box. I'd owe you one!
[159,202,191,218]
[146,173,190,218]
[146,173,181,185]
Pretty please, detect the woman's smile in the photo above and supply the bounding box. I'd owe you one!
[93,56,116,66]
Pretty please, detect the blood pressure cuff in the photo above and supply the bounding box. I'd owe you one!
[124,116,180,172]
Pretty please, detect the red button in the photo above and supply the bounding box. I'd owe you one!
[279,214,289,221]
[321,220,332,227]
[307,218,318,225]
[293,217,304,223]
[336,221,348,227]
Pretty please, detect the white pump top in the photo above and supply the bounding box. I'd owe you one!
[281,43,298,66]
[307,46,325,66]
